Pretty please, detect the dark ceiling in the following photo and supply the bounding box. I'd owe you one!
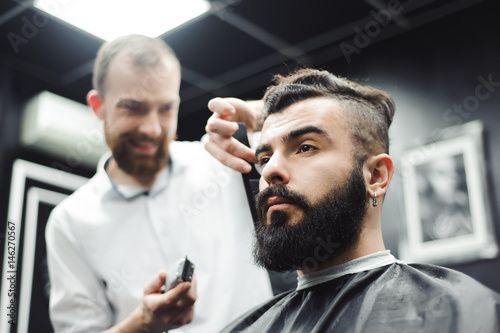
[0,0,488,140]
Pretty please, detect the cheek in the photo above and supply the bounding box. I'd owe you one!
[104,109,135,134]
[166,119,178,139]
[259,177,268,191]
[162,113,178,137]
[298,168,337,201]
[106,118,134,137]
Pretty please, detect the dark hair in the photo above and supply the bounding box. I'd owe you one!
[262,68,396,160]
[92,34,179,96]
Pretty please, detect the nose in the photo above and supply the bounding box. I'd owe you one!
[138,111,162,138]
[260,153,290,187]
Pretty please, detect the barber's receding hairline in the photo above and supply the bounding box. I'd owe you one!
[100,51,180,97]
[93,34,180,97]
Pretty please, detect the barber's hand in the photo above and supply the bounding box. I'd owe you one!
[141,270,197,332]
[205,97,264,173]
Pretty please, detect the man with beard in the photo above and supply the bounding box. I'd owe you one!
[45,35,273,333]
[205,68,500,332]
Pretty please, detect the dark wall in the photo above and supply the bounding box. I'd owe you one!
[0,66,96,332]
[0,66,95,264]
[0,66,33,242]
[318,1,500,292]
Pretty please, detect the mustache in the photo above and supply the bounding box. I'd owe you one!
[255,184,309,213]
[120,131,165,145]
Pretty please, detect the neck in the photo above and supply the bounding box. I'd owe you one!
[106,157,161,188]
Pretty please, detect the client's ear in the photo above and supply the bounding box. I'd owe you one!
[364,153,394,201]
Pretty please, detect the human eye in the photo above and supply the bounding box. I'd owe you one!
[160,104,173,113]
[258,156,270,166]
[299,144,316,153]
[121,101,142,113]
[255,156,270,174]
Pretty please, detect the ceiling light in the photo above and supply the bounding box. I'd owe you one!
[33,0,211,41]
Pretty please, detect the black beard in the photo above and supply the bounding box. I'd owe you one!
[254,159,368,272]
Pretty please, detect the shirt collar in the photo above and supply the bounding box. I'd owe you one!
[99,154,172,200]
[296,250,400,291]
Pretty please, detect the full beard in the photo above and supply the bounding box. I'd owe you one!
[254,159,368,272]
[106,130,169,177]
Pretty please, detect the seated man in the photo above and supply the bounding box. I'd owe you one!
[206,68,500,332]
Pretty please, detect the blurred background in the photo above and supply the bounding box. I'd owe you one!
[0,0,499,331]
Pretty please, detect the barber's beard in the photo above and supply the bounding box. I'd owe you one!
[254,160,368,272]
[106,130,169,177]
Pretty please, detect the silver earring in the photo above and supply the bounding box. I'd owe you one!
[373,191,378,207]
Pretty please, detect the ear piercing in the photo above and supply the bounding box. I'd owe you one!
[373,191,378,207]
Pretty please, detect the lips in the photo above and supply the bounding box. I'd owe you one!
[265,196,297,213]
[256,185,309,223]
[129,140,159,154]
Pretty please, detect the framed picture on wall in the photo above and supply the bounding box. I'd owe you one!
[399,120,498,265]
[0,160,88,333]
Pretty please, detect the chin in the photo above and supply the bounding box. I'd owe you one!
[272,212,303,227]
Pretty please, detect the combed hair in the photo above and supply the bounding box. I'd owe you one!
[92,34,179,96]
[262,68,396,160]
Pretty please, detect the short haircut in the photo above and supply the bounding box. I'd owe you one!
[92,34,180,96]
[262,68,396,160]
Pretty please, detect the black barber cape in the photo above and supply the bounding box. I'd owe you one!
[221,263,500,333]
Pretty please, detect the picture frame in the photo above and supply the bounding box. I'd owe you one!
[399,120,498,265]
[0,160,88,333]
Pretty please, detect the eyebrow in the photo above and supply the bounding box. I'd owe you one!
[284,126,330,143]
[116,97,141,105]
[255,125,331,158]
[255,143,272,159]
[116,97,180,106]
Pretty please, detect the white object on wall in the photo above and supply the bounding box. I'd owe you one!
[20,91,108,168]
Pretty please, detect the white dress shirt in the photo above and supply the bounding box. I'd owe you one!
[46,140,273,333]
